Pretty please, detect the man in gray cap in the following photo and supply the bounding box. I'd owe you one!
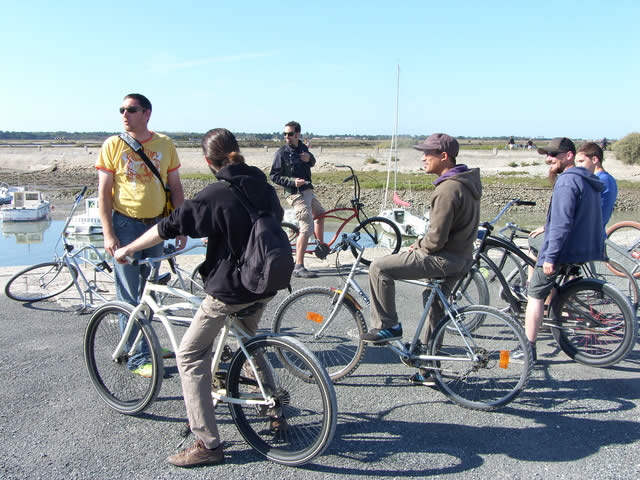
[517,137,606,364]
[361,133,482,386]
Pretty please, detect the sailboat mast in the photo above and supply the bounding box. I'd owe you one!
[383,65,400,210]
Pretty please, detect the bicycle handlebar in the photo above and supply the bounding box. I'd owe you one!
[330,232,362,254]
[487,198,536,225]
[130,242,206,266]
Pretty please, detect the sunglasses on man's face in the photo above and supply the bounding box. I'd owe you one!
[119,106,144,114]
[283,131,296,137]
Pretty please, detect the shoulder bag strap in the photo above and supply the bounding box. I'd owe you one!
[119,133,169,193]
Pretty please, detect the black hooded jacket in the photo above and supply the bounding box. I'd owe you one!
[157,162,284,304]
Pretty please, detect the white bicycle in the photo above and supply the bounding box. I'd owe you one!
[83,247,337,466]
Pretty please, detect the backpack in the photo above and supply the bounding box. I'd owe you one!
[224,181,294,295]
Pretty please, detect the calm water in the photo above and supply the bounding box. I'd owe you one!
[0,219,203,268]
[1,209,637,268]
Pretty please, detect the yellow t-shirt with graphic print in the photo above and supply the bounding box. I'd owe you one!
[96,132,181,219]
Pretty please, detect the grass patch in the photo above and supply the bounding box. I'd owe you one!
[508,162,518,168]
[182,170,640,192]
[365,156,379,164]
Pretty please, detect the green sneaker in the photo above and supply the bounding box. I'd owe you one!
[161,347,174,359]
[132,363,153,378]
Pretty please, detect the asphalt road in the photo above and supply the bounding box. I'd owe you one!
[1,265,639,480]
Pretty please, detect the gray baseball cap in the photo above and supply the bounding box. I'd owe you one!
[413,133,460,158]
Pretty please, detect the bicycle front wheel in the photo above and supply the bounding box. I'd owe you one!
[226,335,337,466]
[447,268,490,332]
[550,279,637,368]
[83,302,164,415]
[5,261,77,302]
[606,221,640,278]
[272,286,367,381]
[428,305,530,411]
[352,216,402,266]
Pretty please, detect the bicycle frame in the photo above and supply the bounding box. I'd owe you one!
[316,233,482,365]
[58,186,115,311]
[116,252,277,408]
[288,164,370,252]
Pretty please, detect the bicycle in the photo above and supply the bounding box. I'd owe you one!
[272,232,531,411]
[4,186,115,312]
[83,247,337,466]
[281,164,402,266]
[469,200,639,314]
[606,220,640,279]
[458,200,638,368]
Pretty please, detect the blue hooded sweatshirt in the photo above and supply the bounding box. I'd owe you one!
[538,166,606,266]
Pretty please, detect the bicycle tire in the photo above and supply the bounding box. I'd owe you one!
[581,259,639,312]
[351,216,402,266]
[428,305,530,411]
[281,222,300,244]
[447,268,490,332]
[550,279,637,368]
[226,334,337,466]
[84,302,164,415]
[5,261,77,302]
[606,221,640,278]
[272,286,367,381]
[189,262,206,296]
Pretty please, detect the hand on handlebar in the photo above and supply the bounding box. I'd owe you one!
[114,246,134,264]
[529,226,545,238]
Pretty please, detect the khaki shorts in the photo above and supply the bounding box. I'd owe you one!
[286,190,325,236]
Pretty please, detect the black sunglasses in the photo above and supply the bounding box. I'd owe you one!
[283,131,296,137]
[119,106,144,114]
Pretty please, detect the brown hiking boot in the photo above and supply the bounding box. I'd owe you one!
[167,439,224,468]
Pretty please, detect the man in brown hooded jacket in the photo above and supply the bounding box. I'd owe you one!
[361,133,482,386]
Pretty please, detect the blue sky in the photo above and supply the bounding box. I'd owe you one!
[1,0,638,139]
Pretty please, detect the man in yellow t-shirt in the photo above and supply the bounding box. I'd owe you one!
[96,93,185,377]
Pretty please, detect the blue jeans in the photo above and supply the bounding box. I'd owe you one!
[113,212,164,369]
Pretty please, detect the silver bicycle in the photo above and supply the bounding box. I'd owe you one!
[4,186,114,312]
[272,232,531,411]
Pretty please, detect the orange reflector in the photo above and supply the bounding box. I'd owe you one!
[306,312,324,324]
[499,350,510,369]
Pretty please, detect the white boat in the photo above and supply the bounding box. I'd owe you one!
[0,190,51,222]
[379,66,429,242]
[66,197,103,235]
[0,183,24,205]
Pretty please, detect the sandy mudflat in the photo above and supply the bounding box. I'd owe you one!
[1,145,639,181]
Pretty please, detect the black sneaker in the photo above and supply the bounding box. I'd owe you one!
[409,371,437,387]
[293,267,318,278]
[361,324,403,344]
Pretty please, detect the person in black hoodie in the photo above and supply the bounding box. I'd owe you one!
[114,128,284,468]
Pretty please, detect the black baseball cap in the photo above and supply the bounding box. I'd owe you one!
[537,137,576,156]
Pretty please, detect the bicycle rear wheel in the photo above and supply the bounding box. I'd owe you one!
[84,302,163,415]
[5,261,77,302]
[352,216,402,266]
[227,335,337,466]
[281,222,300,244]
[272,286,367,381]
[550,279,636,367]
[428,305,530,411]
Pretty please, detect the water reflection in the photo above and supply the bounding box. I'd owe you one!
[0,218,52,244]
